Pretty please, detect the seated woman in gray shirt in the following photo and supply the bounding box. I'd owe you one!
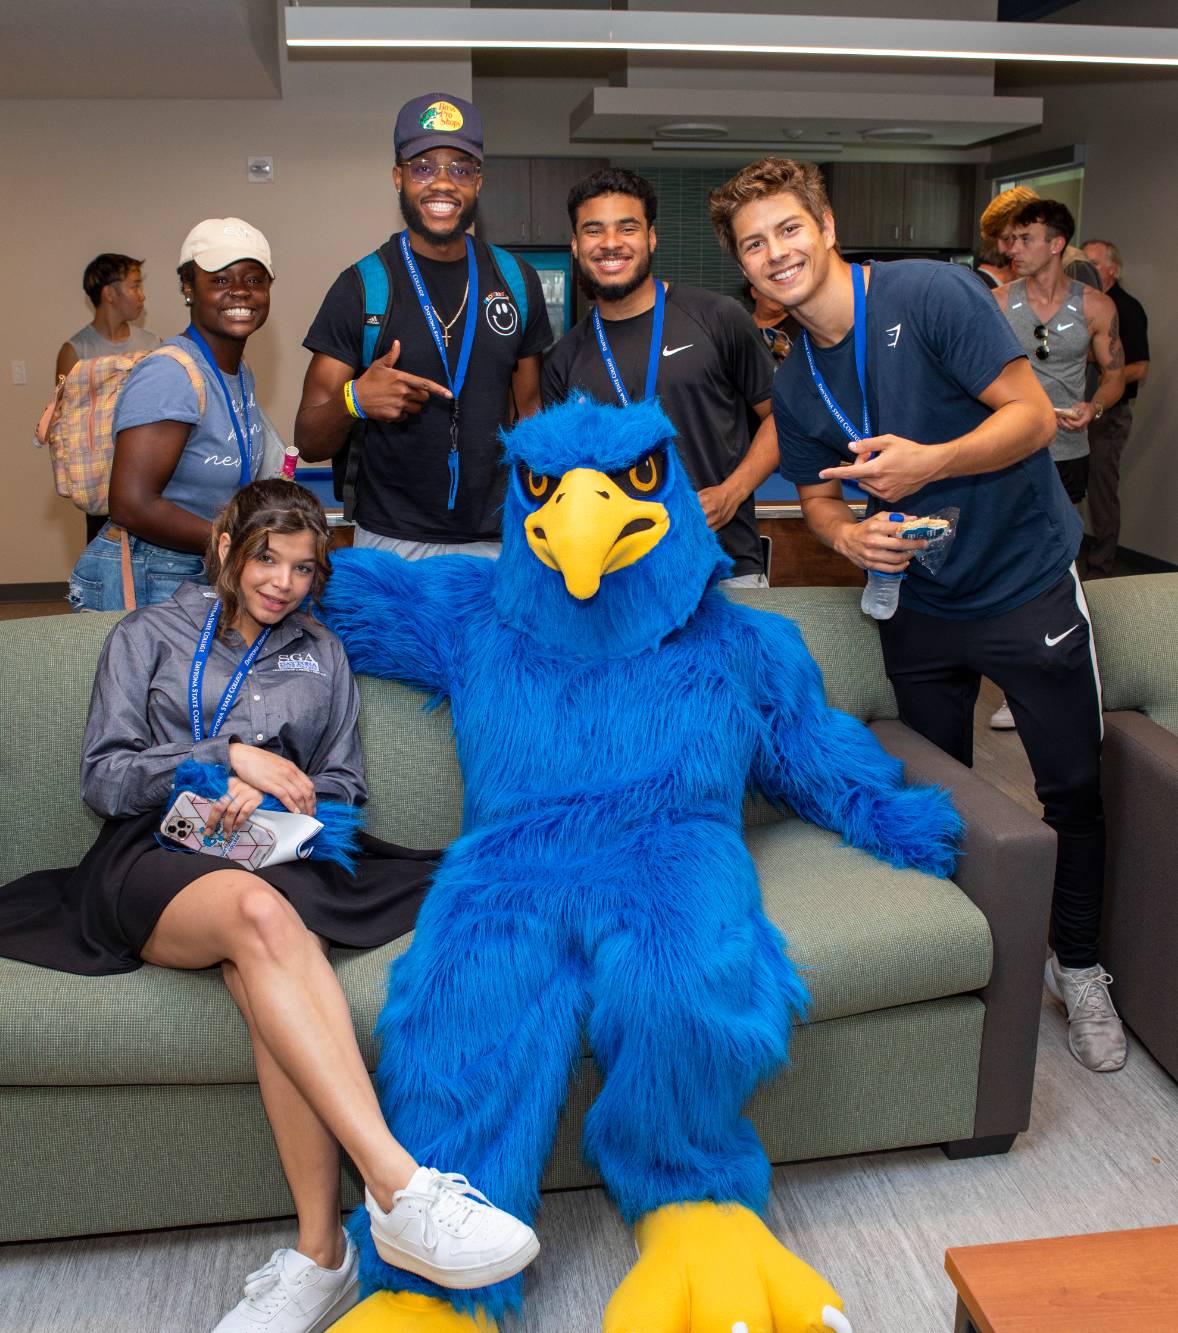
[1,480,539,1333]
[69,219,273,613]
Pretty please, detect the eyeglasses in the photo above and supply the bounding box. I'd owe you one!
[1033,323,1050,361]
[401,158,480,184]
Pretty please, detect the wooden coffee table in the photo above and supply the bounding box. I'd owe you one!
[945,1225,1178,1331]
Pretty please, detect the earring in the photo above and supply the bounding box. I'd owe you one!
[184,296,192,306]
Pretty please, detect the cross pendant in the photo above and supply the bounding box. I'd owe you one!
[441,327,450,348]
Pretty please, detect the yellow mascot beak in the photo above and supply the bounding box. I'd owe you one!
[524,468,670,600]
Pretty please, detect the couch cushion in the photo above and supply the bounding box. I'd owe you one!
[728,586,898,723]
[0,611,119,882]
[749,820,991,1020]
[0,819,990,1087]
[1085,573,1178,735]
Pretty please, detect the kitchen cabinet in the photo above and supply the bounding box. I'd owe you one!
[478,156,607,246]
[828,163,976,250]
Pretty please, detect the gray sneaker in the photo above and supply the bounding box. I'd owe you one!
[1045,954,1128,1072]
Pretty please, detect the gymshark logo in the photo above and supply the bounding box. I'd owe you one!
[1044,624,1079,647]
[662,343,693,357]
[885,323,902,348]
[1056,322,1075,331]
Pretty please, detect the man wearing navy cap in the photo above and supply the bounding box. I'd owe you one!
[296,93,551,559]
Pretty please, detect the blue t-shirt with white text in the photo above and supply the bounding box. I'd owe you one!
[772,260,1081,618]
[113,334,264,523]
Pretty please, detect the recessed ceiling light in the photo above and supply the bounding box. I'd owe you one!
[655,121,728,140]
[862,126,936,142]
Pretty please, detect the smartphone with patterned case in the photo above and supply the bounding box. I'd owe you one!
[159,790,276,871]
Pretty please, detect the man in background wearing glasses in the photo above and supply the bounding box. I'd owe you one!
[993,199,1124,511]
[296,93,550,560]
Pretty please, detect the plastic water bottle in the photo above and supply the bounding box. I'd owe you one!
[861,570,904,620]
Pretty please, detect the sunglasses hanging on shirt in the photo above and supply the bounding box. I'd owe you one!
[1033,323,1051,361]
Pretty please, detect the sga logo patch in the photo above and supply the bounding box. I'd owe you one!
[419,101,464,133]
[484,291,519,336]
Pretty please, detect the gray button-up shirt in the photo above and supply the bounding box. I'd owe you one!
[81,582,366,819]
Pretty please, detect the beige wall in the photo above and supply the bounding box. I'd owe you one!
[0,53,470,584]
[993,70,1178,566]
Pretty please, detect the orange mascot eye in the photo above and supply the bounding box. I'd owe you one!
[627,454,660,494]
[528,470,549,498]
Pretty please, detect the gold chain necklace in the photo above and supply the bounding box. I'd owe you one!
[433,281,470,348]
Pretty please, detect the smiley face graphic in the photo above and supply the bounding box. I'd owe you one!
[485,294,519,336]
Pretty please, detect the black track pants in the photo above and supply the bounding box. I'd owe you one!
[879,567,1104,968]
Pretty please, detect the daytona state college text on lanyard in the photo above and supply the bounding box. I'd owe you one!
[592,279,666,406]
[189,600,271,743]
[399,231,478,511]
[800,263,873,445]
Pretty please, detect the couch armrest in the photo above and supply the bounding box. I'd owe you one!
[871,720,1056,1142]
[1099,710,1178,1080]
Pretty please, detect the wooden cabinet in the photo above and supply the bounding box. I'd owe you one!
[827,163,976,250]
[478,156,607,247]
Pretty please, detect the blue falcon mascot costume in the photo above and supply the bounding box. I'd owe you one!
[323,396,960,1333]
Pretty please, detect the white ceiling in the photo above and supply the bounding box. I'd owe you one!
[0,0,281,99]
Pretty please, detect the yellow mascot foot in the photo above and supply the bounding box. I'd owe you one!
[602,1202,852,1333]
[328,1290,497,1332]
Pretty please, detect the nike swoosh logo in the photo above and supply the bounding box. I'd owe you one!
[662,344,693,357]
[1045,624,1080,647]
[1056,322,1075,331]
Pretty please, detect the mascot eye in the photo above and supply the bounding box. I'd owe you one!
[518,465,558,505]
[612,450,666,499]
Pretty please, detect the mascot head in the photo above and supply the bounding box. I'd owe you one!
[494,395,731,660]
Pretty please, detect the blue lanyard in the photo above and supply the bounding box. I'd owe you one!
[183,325,253,484]
[398,232,479,510]
[591,280,666,406]
[189,600,271,743]
[801,264,872,442]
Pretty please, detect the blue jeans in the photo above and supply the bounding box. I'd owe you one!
[68,526,207,612]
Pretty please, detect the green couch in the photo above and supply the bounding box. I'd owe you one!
[0,586,1057,1243]
[1084,574,1178,1083]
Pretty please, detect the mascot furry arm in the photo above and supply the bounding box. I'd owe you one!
[324,397,960,1333]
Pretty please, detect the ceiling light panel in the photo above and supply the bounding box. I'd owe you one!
[286,8,1178,67]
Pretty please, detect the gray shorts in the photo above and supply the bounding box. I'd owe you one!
[353,526,501,562]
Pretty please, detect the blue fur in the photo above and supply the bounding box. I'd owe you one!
[320,398,961,1320]
[168,760,364,872]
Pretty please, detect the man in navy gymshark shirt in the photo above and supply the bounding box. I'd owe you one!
[709,157,1125,1075]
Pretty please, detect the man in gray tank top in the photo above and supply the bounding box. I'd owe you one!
[55,252,162,541]
[993,199,1124,506]
[55,253,161,382]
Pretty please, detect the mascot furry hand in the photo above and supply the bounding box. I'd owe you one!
[324,397,960,1333]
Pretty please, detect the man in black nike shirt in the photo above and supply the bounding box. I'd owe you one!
[296,93,551,559]
[541,168,778,585]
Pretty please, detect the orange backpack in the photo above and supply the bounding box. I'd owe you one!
[35,344,206,515]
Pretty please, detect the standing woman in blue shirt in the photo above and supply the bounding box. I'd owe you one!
[68,218,272,612]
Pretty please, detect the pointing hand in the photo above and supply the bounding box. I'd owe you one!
[354,339,452,423]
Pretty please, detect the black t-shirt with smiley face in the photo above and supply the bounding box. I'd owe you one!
[541,285,774,576]
[304,235,550,543]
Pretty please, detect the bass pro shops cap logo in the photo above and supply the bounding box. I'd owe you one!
[484,291,519,337]
[419,101,464,133]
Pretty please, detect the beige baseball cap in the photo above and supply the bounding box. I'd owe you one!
[179,217,274,278]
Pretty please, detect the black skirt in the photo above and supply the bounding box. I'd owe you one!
[0,811,438,976]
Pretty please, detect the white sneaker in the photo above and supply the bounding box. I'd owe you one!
[366,1167,539,1290]
[990,702,1016,730]
[1045,954,1128,1072]
[212,1236,359,1332]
